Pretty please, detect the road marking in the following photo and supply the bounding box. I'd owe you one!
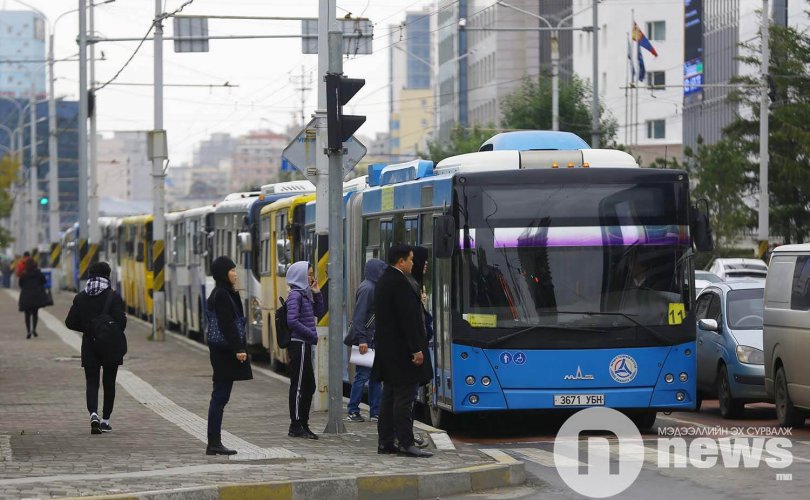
[12,291,299,462]
[0,435,11,462]
[0,463,265,486]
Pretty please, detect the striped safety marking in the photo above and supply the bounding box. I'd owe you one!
[152,239,165,292]
[78,240,99,280]
[316,234,329,326]
[49,242,60,267]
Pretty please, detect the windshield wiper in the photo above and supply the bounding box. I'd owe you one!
[554,310,676,345]
[482,323,604,348]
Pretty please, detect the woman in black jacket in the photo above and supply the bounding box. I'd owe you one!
[65,261,127,435]
[205,256,253,456]
[18,258,50,338]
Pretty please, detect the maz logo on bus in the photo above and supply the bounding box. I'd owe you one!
[563,366,595,380]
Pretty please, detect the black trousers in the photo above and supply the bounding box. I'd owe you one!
[24,308,39,333]
[378,381,418,449]
[207,379,234,436]
[288,341,315,426]
[84,364,119,419]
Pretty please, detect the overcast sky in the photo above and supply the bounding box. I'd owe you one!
[5,0,429,164]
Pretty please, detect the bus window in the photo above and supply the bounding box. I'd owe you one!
[275,212,290,276]
[420,214,433,246]
[365,218,380,261]
[380,220,393,261]
[404,217,419,246]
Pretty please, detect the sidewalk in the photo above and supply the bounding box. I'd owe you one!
[0,288,523,499]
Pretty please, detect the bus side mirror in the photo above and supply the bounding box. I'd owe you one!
[434,215,455,259]
[691,201,714,252]
[237,232,252,252]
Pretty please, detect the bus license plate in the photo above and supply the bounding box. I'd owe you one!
[553,394,605,407]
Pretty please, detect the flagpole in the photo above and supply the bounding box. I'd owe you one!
[625,31,630,145]
[631,10,636,147]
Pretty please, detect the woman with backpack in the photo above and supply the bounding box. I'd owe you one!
[205,256,253,456]
[18,258,51,338]
[286,261,324,439]
[65,262,127,435]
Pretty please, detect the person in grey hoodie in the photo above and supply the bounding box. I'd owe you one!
[346,258,387,422]
[286,261,324,439]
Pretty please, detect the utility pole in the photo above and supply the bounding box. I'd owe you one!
[78,0,89,284]
[47,31,60,244]
[758,0,770,256]
[28,86,37,250]
[591,0,599,147]
[89,0,100,245]
[290,65,312,127]
[551,31,559,131]
[151,0,167,341]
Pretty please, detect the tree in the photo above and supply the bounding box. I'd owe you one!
[423,124,498,164]
[0,155,19,248]
[500,74,618,147]
[723,18,810,244]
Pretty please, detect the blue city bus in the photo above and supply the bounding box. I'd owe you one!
[358,138,711,430]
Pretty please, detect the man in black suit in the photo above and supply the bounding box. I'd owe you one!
[371,244,433,458]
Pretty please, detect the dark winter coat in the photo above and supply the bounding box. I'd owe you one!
[18,270,49,311]
[207,256,253,382]
[65,288,127,367]
[371,266,433,386]
[287,288,325,345]
[348,259,386,347]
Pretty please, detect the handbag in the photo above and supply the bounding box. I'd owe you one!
[39,288,54,308]
[343,313,375,346]
[206,292,246,349]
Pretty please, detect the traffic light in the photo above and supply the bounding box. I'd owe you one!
[39,196,48,206]
[325,72,366,151]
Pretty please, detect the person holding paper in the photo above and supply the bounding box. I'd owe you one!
[346,258,386,423]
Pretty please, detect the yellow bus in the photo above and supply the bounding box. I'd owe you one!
[120,215,153,320]
[259,193,315,369]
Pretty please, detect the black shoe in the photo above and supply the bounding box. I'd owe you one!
[302,425,319,440]
[413,435,428,448]
[206,443,237,456]
[90,414,101,435]
[32,331,37,337]
[26,332,31,339]
[398,445,433,458]
[288,424,307,438]
[346,412,365,422]
[378,443,399,455]
[100,422,112,433]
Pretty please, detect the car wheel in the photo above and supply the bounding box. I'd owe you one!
[717,365,744,419]
[775,366,806,428]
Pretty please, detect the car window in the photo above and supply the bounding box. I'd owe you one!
[727,288,764,329]
[695,294,711,318]
[705,293,721,322]
[791,256,810,311]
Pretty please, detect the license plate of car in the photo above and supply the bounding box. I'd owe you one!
[553,394,605,406]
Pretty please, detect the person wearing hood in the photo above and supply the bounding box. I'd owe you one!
[286,260,324,439]
[18,258,51,338]
[66,262,127,435]
[205,256,253,456]
[346,258,386,422]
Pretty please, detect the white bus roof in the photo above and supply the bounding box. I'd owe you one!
[435,149,638,174]
[772,243,810,254]
[260,180,315,196]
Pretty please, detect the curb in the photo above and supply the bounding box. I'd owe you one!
[60,451,525,500]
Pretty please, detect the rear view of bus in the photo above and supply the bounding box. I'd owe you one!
[430,142,711,429]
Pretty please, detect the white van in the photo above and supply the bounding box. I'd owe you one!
[763,244,810,427]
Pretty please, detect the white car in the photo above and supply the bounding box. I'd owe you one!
[708,258,768,283]
[695,270,723,295]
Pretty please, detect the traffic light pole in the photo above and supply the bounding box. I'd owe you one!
[320,0,345,435]
[151,0,167,342]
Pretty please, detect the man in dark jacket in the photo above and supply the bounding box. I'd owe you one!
[65,261,127,435]
[371,244,433,458]
[346,258,386,422]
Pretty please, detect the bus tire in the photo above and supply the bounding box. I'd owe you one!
[775,366,806,428]
[428,404,454,431]
[630,411,657,430]
[717,365,744,419]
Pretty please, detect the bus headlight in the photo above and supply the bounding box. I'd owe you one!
[665,373,674,383]
[676,392,685,402]
[469,394,479,404]
[481,376,491,386]
[679,372,688,382]
[251,298,262,326]
[736,345,764,365]
[465,376,475,385]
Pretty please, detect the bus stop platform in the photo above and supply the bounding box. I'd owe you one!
[0,288,524,499]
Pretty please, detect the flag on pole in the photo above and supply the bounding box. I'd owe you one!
[637,44,646,83]
[627,37,635,82]
[632,22,658,57]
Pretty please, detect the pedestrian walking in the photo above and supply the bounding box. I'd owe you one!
[372,244,433,458]
[18,258,51,338]
[65,262,127,435]
[205,256,253,456]
[286,260,324,439]
[346,258,386,423]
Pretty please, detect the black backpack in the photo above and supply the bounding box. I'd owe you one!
[274,296,291,349]
[90,291,127,363]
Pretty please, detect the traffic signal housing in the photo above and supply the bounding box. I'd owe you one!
[325,73,366,151]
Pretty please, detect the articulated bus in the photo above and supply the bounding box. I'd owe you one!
[120,215,153,320]
[363,142,711,429]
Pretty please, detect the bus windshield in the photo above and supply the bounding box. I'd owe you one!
[455,172,691,331]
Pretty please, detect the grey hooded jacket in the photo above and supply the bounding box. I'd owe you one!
[350,259,387,348]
